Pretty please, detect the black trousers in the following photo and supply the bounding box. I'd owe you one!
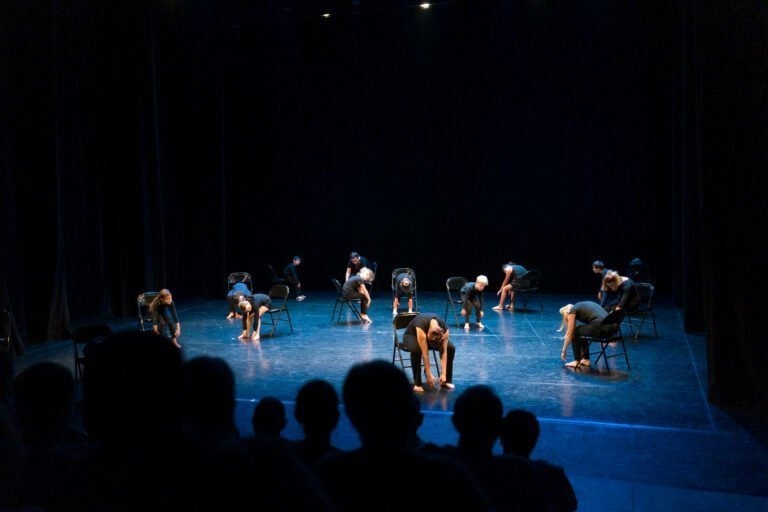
[403,333,454,386]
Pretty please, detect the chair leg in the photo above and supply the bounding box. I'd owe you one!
[651,310,658,337]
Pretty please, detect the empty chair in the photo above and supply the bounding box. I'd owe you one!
[391,267,417,315]
[511,270,543,312]
[261,284,294,337]
[331,278,363,323]
[392,312,440,379]
[626,282,658,340]
[576,309,630,373]
[444,277,468,327]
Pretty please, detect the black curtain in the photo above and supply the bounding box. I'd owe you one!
[2,0,766,415]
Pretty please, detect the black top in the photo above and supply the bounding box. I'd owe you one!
[283,263,300,282]
[570,301,607,323]
[615,278,641,310]
[460,282,484,305]
[347,255,369,276]
[405,314,448,347]
[508,265,528,281]
[250,294,272,309]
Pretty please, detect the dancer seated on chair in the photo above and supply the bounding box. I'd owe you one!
[150,289,181,348]
[226,281,251,320]
[392,272,414,316]
[493,262,527,311]
[460,275,488,329]
[238,294,271,341]
[283,256,306,301]
[601,271,641,312]
[341,267,374,323]
[344,251,369,282]
[403,313,455,393]
[557,301,611,368]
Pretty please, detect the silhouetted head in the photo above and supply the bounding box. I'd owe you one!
[452,385,503,453]
[295,379,339,437]
[14,362,74,445]
[343,360,413,449]
[500,409,540,459]
[251,396,287,438]
[181,356,236,438]
[82,331,182,444]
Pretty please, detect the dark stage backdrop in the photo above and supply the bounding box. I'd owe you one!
[2,1,766,415]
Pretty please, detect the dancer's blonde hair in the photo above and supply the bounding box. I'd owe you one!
[557,304,573,332]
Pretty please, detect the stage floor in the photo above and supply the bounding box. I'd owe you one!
[18,291,768,511]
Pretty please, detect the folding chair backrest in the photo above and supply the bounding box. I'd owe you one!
[514,270,541,289]
[446,276,467,293]
[635,283,654,305]
[393,312,419,331]
[331,278,344,293]
[269,284,290,301]
[137,292,159,331]
[227,272,253,292]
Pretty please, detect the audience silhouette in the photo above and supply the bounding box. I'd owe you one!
[444,385,548,512]
[181,356,239,446]
[315,359,489,511]
[2,332,585,512]
[251,395,288,440]
[501,409,578,512]
[290,379,343,465]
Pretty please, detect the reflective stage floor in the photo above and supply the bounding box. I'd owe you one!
[18,292,768,511]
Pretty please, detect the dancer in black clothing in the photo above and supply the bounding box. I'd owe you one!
[392,272,414,316]
[344,252,369,282]
[493,262,527,311]
[238,294,271,342]
[461,276,489,330]
[150,289,181,348]
[226,281,251,320]
[602,271,641,312]
[557,301,616,367]
[341,267,374,323]
[403,313,455,393]
[283,256,306,301]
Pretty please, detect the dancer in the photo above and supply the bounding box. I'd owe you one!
[461,275,488,330]
[392,271,414,316]
[282,256,306,301]
[150,289,181,348]
[344,252,369,282]
[493,262,527,311]
[602,270,641,312]
[403,313,455,392]
[226,280,251,320]
[341,267,374,323]
[557,301,611,368]
[238,293,271,341]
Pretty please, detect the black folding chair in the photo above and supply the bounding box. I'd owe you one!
[261,284,294,337]
[443,277,467,327]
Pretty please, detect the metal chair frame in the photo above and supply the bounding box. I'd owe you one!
[626,282,658,341]
[443,277,468,327]
[261,284,294,337]
[511,269,543,312]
